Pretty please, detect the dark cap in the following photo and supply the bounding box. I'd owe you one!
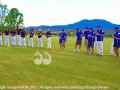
[114,27,119,30]
[85,27,88,29]
[97,26,101,28]
[89,28,93,30]
[76,28,80,30]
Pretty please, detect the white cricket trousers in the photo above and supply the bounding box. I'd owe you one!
[46,38,51,48]
[5,35,9,46]
[21,37,26,47]
[110,41,114,54]
[17,35,21,46]
[29,38,34,47]
[96,41,103,55]
[11,36,16,46]
[0,36,3,45]
[38,38,43,47]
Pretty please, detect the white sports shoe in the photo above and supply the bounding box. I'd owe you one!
[78,49,80,52]
[73,49,76,52]
[109,53,113,56]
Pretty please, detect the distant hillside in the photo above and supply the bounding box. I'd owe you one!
[25,19,120,31]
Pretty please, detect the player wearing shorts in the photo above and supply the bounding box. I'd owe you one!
[73,28,83,52]
[83,27,89,53]
[88,28,96,54]
[61,29,67,50]
[113,27,120,59]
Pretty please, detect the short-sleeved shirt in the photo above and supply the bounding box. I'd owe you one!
[114,32,120,44]
[4,30,10,35]
[88,31,96,42]
[11,30,16,36]
[84,31,89,40]
[38,32,42,38]
[97,29,105,41]
[61,32,67,40]
[17,29,21,35]
[21,30,26,38]
[76,31,82,40]
[46,31,52,38]
[29,31,34,38]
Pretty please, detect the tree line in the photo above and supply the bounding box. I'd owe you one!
[0,3,24,32]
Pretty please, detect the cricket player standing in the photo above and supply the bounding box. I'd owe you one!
[46,29,52,48]
[0,30,3,45]
[96,26,105,56]
[61,29,67,50]
[113,27,120,59]
[21,29,27,47]
[28,29,34,47]
[4,27,10,46]
[83,27,89,53]
[38,29,43,47]
[11,28,16,46]
[73,28,83,52]
[87,28,96,54]
[16,27,21,46]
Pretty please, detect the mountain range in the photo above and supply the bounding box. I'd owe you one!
[25,19,120,31]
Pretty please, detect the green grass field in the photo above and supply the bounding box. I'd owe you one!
[0,36,120,90]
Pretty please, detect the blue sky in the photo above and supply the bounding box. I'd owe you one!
[2,0,120,27]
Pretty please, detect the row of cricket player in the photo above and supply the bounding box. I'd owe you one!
[0,26,120,58]
[0,27,52,48]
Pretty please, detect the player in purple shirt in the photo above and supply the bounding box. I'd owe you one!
[96,26,105,56]
[46,29,52,48]
[88,28,96,54]
[11,28,16,46]
[4,27,10,46]
[83,27,89,53]
[20,29,27,47]
[73,28,83,52]
[61,29,67,50]
[0,30,3,45]
[112,27,120,59]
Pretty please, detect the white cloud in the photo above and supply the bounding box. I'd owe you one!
[1,0,120,26]
[92,0,98,3]
[99,4,120,24]
[42,1,71,8]
[1,0,17,9]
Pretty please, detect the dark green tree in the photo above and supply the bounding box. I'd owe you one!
[0,4,9,31]
[4,8,24,30]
